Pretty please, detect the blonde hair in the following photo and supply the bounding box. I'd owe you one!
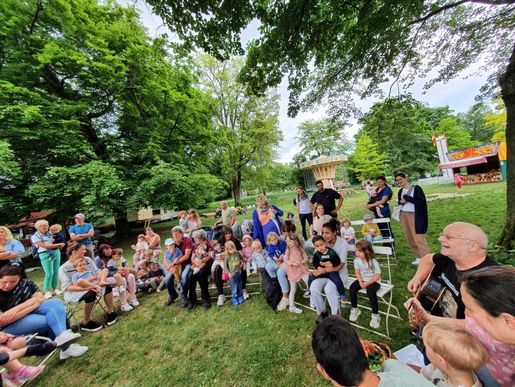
[266,231,280,245]
[255,194,268,206]
[224,240,236,253]
[34,220,49,231]
[341,218,351,226]
[0,226,14,241]
[423,321,488,371]
[137,234,146,240]
[72,257,87,267]
[112,248,123,257]
[251,240,262,250]
[50,224,62,232]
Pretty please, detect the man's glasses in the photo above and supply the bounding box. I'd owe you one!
[439,233,475,243]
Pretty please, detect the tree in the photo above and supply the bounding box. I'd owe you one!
[435,117,478,151]
[148,0,515,248]
[459,102,498,143]
[296,118,351,160]
[348,134,387,182]
[0,0,219,235]
[196,55,282,205]
[485,98,507,141]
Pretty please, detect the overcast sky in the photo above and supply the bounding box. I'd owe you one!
[123,0,490,163]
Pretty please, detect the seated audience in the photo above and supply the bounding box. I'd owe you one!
[162,238,183,306]
[59,243,117,332]
[107,248,139,310]
[320,220,348,304]
[312,315,433,386]
[251,240,268,272]
[130,234,148,268]
[185,209,202,237]
[213,226,242,307]
[0,265,88,361]
[407,222,498,319]
[311,204,332,238]
[171,226,194,308]
[0,226,24,268]
[361,214,382,243]
[264,232,289,311]
[223,241,244,306]
[340,218,356,245]
[420,321,487,387]
[188,229,213,311]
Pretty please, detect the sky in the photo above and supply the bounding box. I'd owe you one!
[121,0,490,163]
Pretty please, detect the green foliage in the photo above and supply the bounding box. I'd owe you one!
[485,98,507,142]
[296,118,351,160]
[348,134,386,182]
[459,102,498,143]
[435,117,478,151]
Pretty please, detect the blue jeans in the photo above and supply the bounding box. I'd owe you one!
[3,298,67,339]
[230,271,242,299]
[165,272,178,299]
[277,266,289,293]
[476,367,500,387]
[365,235,382,243]
[265,260,279,278]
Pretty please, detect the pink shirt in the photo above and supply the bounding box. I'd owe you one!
[466,316,515,386]
[284,246,309,282]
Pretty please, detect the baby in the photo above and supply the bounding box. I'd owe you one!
[251,239,268,271]
[421,321,487,387]
[71,258,108,292]
[367,191,384,218]
[191,244,208,275]
[131,234,149,268]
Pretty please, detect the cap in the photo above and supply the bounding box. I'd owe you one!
[171,226,183,234]
[164,238,175,246]
[363,214,373,221]
[150,259,159,264]
[74,213,85,220]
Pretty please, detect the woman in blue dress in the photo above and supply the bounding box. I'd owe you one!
[252,194,284,248]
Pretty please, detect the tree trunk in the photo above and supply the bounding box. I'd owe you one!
[498,44,515,250]
[231,173,242,206]
[114,208,130,240]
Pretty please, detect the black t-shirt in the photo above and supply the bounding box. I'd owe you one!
[310,189,342,214]
[0,279,39,312]
[148,268,165,279]
[431,253,498,319]
[313,248,341,280]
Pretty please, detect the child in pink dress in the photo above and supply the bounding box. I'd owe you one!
[241,235,256,275]
[284,233,310,314]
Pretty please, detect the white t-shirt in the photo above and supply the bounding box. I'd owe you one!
[340,226,355,239]
[354,257,381,282]
[327,237,349,284]
[31,231,53,253]
[296,196,312,214]
[400,186,415,212]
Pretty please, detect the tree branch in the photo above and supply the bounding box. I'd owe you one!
[29,1,43,35]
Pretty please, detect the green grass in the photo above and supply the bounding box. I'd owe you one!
[31,183,506,386]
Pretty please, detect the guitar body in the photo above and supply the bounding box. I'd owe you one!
[410,265,446,329]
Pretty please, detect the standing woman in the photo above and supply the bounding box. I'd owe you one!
[294,187,313,241]
[252,194,284,248]
[145,227,161,258]
[0,226,25,268]
[394,173,430,266]
[31,220,65,299]
[366,175,394,241]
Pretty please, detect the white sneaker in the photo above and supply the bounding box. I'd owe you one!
[44,292,53,299]
[277,297,289,311]
[242,289,249,300]
[217,294,226,307]
[289,305,303,314]
[370,314,381,329]
[59,344,89,360]
[411,258,421,266]
[129,299,140,307]
[53,289,63,296]
[349,308,361,322]
[121,303,133,312]
[54,330,81,347]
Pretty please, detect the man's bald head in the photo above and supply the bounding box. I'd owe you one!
[447,222,488,250]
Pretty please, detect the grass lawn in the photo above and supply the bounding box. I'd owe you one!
[30,183,507,386]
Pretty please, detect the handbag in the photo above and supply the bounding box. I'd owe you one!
[393,185,415,222]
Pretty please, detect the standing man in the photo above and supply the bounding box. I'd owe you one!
[214,201,241,238]
[68,213,95,258]
[310,180,343,218]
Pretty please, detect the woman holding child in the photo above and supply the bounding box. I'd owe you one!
[252,194,284,248]
[0,226,24,268]
[187,229,213,311]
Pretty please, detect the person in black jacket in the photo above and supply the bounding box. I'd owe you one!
[394,173,429,266]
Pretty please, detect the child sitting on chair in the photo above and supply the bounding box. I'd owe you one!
[361,214,382,243]
[131,234,148,268]
[210,240,224,281]
[251,240,268,272]
[71,258,108,292]
[340,218,356,245]
[241,235,256,275]
[420,321,487,387]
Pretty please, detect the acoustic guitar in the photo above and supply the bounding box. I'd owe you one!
[409,265,446,329]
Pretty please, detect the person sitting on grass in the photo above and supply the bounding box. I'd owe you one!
[136,261,149,291]
[361,214,382,243]
[349,240,382,329]
[223,241,244,306]
[420,321,487,387]
[0,264,88,362]
[311,315,433,387]
[145,260,166,293]
[0,332,57,386]
[59,243,117,332]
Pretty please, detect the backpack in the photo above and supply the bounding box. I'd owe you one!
[240,219,253,236]
[260,270,282,310]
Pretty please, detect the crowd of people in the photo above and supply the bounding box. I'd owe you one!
[0,176,512,386]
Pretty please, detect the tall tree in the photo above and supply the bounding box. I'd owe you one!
[196,55,282,205]
[296,118,351,160]
[149,0,515,247]
[435,117,478,151]
[459,102,498,143]
[0,0,218,235]
[348,134,387,182]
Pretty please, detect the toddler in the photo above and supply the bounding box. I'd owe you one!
[241,235,255,274]
[340,218,356,245]
[108,248,139,311]
[349,240,382,329]
[71,258,108,292]
[210,240,224,281]
[283,233,310,314]
[421,321,487,387]
[264,232,286,280]
[361,214,382,243]
[367,192,384,218]
[223,241,244,305]
[191,244,208,275]
[251,240,268,271]
[136,260,149,289]
[308,236,346,303]
[131,234,148,268]
[146,260,166,293]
